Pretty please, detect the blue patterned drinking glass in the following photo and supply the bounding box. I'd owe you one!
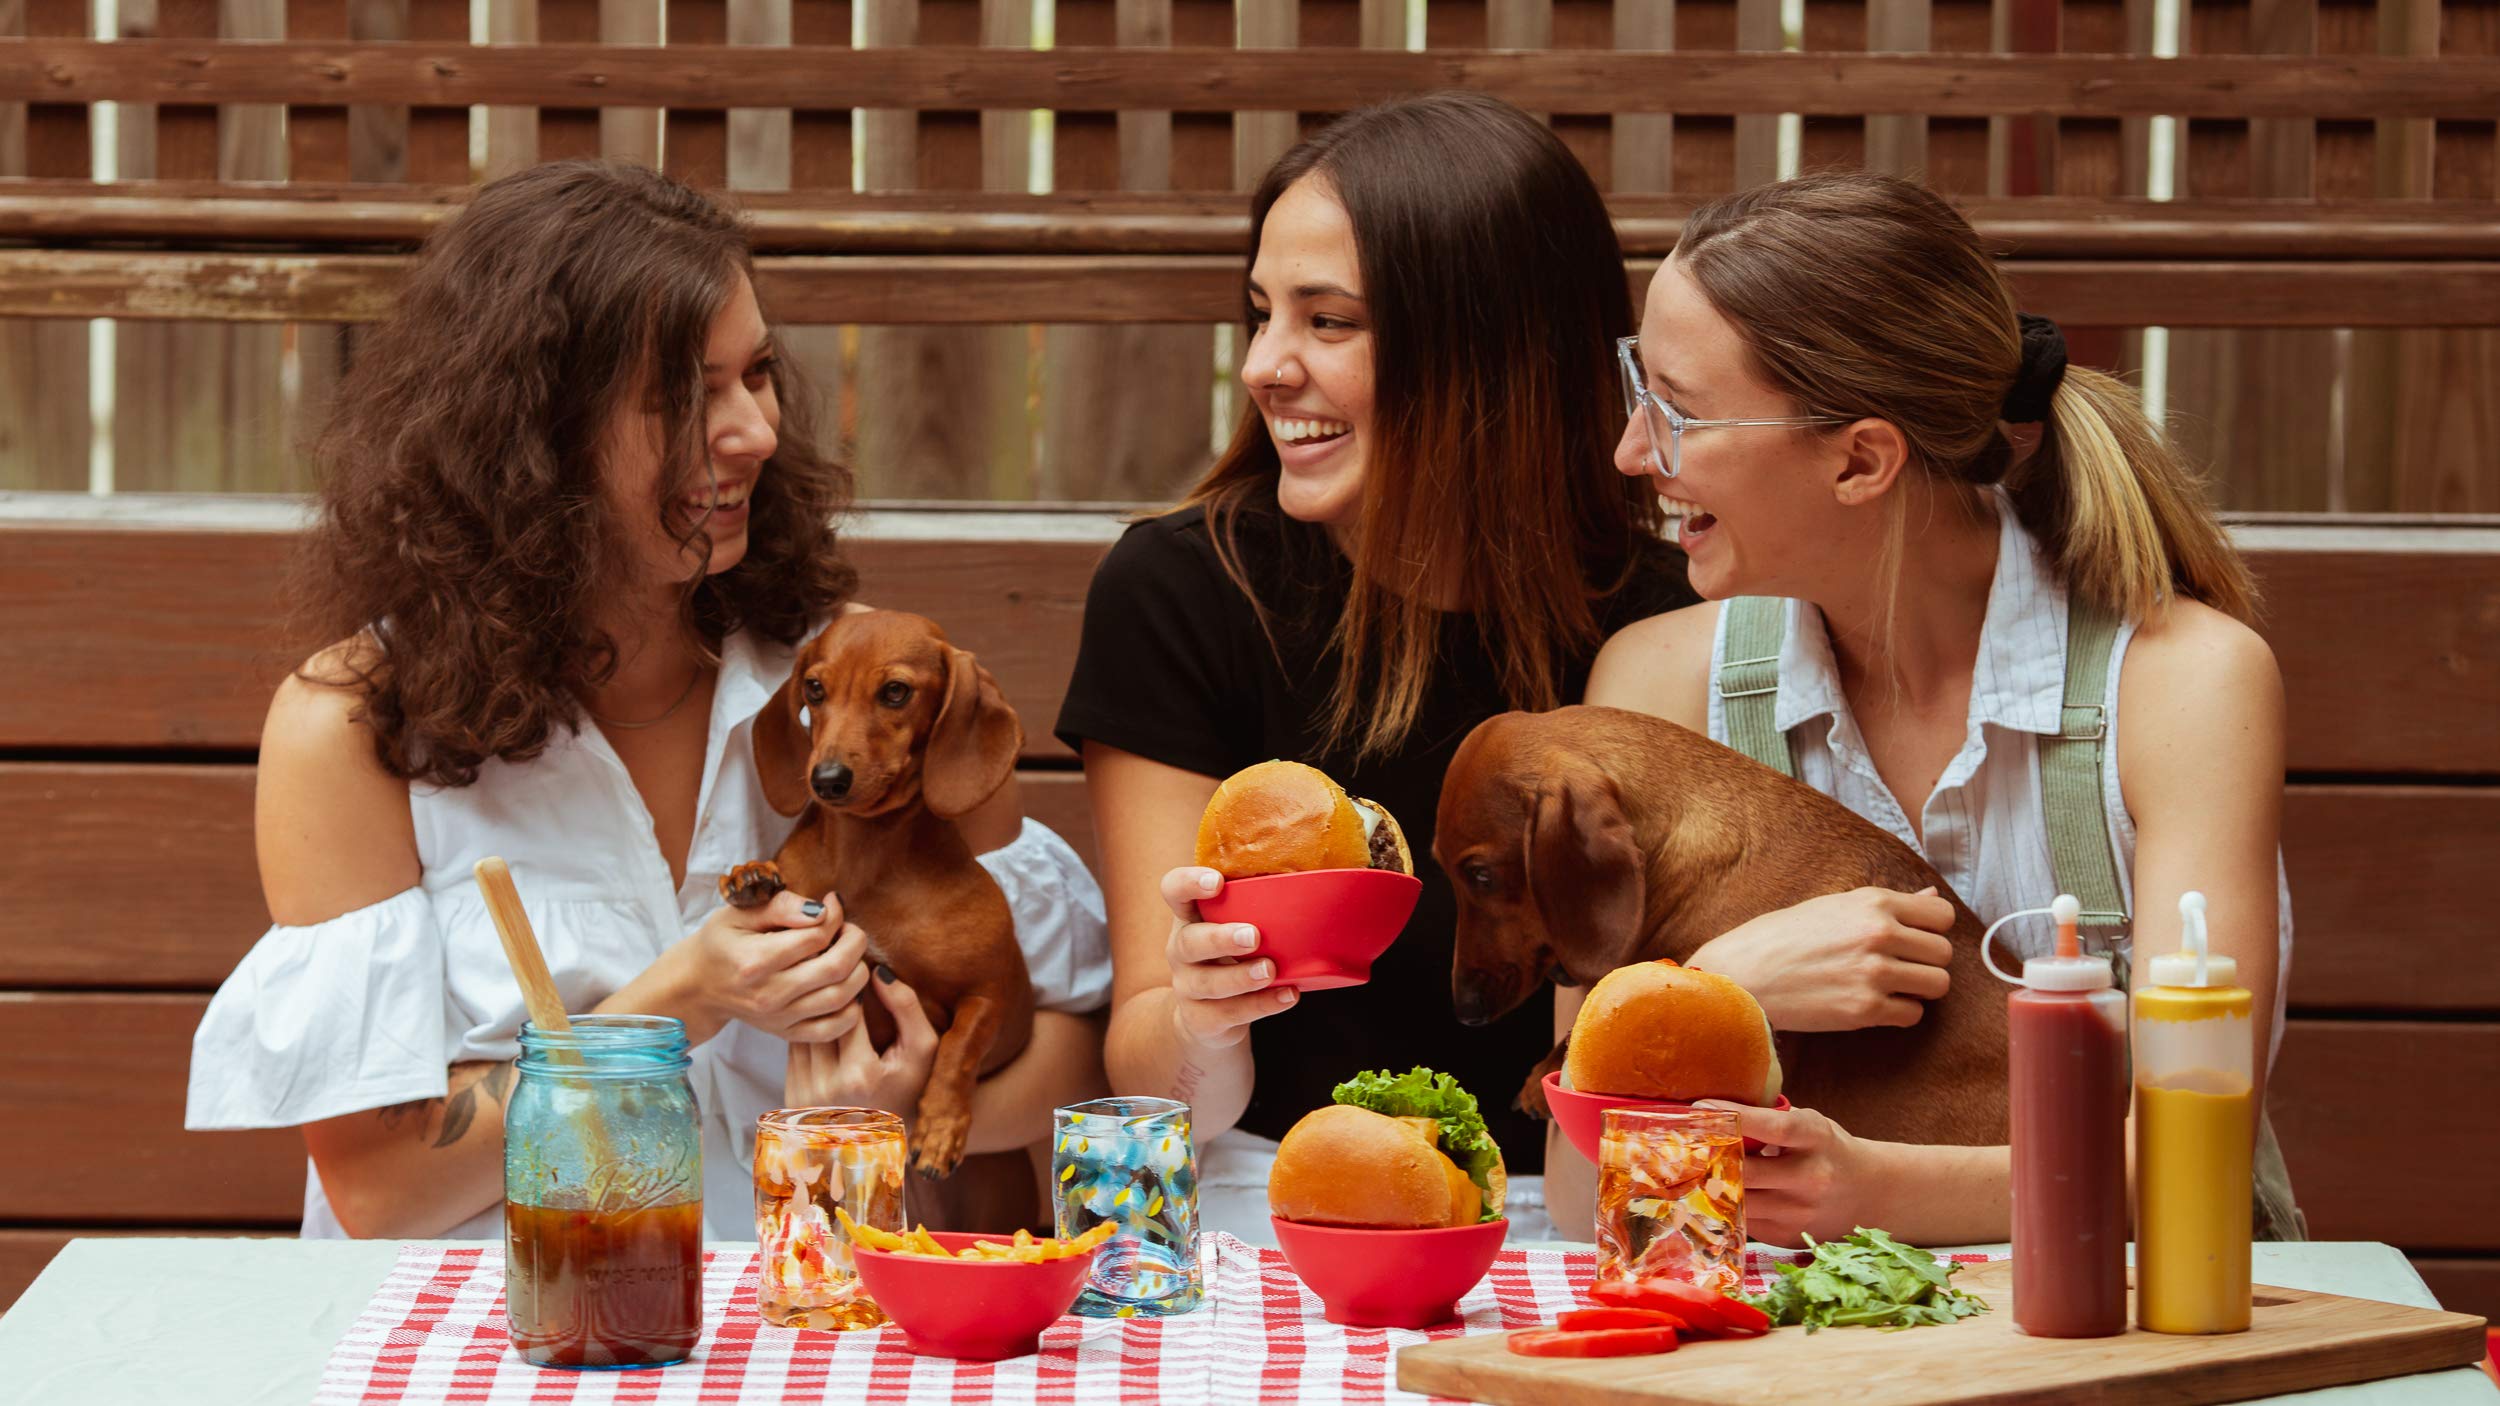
[1052,1096,1203,1317]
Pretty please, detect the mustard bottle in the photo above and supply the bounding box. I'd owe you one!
[2133,891,2255,1334]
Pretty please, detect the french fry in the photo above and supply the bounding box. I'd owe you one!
[834,1207,914,1254]
[837,1206,1116,1263]
[1064,1219,1119,1254]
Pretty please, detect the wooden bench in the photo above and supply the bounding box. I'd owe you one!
[1,495,2494,1322]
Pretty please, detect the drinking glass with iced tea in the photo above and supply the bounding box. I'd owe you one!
[753,1108,907,1330]
[1595,1107,1746,1297]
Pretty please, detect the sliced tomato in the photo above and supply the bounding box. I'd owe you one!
[1589,1278,1773,1337]
[1557,1306,1690,1333]
[1507,1326,1682,1358]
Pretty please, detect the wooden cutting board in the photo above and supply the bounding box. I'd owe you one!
[1396,1260,2489,1405]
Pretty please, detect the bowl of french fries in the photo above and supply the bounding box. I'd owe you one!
[837,1209,1115,1359]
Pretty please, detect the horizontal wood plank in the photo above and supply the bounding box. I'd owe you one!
[7,250,2499,328]
[0,993,308,1223]
[2410,1257,2500,1326]
[2250,540,2500,775]
[8,188,2500,260]
[2269,1022,2500,1250]
[4,45,2497,120]
[0,521,1102,758]
[4,514,2493,773]
[0,765,2481,1014]
[7,992,2488,1251]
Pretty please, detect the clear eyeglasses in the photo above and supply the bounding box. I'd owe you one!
[1617,335,1848,480]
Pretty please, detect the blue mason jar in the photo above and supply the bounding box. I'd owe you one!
[504,1015,703,1369]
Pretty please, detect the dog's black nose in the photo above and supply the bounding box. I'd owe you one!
[1452,981,1496,1027]
[811,762,854,803]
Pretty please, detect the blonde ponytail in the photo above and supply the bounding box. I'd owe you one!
[1677,172,2261,631]
[2016,366,2260,626]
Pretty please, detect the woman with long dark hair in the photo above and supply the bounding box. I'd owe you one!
[1056,94,1696,1241]
[188,160,1109,1239]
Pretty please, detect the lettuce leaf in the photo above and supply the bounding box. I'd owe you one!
[1744,1229,1990,1332]
[1330,1066,1505,1222]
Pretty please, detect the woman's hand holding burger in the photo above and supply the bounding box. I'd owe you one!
[1163,760,1413,1049]
[1159,864,1298,1049]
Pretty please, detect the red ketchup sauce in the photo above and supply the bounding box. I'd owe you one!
[2008,979,2130,1338]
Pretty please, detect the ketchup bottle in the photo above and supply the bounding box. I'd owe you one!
[1986,894,2129,1338]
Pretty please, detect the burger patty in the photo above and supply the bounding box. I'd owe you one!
[1367,824,1402,872]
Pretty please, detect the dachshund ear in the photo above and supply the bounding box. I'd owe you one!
[752,664,815,818]
[1524,770,1645,969]
[923,646,1023,819]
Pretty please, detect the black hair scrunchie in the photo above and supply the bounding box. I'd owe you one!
[2001,312,2068,423]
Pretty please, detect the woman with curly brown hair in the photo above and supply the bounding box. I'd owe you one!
[185,160,1109,1240]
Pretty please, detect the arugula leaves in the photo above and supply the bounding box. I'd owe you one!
[1743,1228,1990,1333]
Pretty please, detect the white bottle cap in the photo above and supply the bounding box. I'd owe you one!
[2020,953,2116,992]
[1987,894,2116,991]
[2147,891,2239,988]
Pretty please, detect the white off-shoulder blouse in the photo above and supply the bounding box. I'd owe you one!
[186,622,1112,1240]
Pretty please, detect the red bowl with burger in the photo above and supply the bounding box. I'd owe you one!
[1544,959,1789,1164]
[1266,1067,1509,1329]
[1195,761,1422,991]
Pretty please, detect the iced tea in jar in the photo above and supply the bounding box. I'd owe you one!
[1595,1106,1746,1297]
[503,1015,704,1370]
[753,1107,906,1329]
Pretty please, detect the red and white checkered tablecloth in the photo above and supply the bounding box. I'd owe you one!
[314,1236,2005,1405]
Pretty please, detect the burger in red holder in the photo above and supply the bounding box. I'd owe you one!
[1194,760,1422,991]
[1266,1067,1510,1328]
[1544,959,1790,1164]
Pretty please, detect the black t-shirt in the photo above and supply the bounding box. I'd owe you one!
[1055,502,1698,1172]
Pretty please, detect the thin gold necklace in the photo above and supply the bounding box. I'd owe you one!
[585,664,711,730]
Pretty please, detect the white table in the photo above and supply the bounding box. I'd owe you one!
[0,1238,2489,1405]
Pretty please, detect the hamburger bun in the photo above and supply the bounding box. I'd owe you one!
[1563,959,1782,1105]
[1267,1105,1490,1229]
[1195,760,1413,880]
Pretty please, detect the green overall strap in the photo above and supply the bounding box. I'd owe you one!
[2042,597,2131,935]
[1718,597,1796,778]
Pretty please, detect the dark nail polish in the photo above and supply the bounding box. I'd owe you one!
[801,900,825,918]
[874,962,897,984]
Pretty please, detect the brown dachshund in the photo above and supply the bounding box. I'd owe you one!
[721,609,1036,1181]
[1433,705,2009,1147]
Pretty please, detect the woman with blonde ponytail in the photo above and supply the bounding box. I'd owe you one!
[1561,171,2300,1247]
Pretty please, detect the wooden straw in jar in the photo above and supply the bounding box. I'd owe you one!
[474,857,618,1175]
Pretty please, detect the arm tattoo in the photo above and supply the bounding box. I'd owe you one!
[374,1060,516,1149]
[1171,1051,1207,1103]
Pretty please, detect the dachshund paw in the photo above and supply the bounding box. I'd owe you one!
[910,1113,970,1180]
[1516,1070,1554,1121]
[720,861,787,909]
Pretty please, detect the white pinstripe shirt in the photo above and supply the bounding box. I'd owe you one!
[1706,497,2294,1061]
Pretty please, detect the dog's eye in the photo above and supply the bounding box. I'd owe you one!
[802,677,825,706]
[877,681,912,708]
[1462,861,1498,892]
